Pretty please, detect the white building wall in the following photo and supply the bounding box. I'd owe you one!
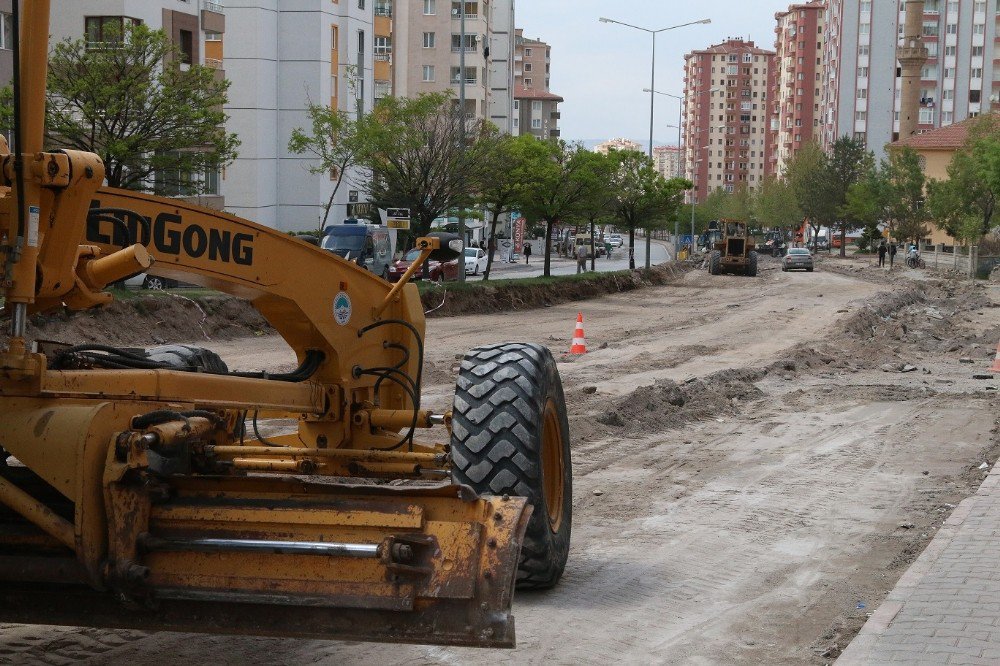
[488,0,515,133]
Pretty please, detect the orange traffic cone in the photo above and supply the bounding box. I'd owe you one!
[570,312,587,354]
[990,340,1000,372]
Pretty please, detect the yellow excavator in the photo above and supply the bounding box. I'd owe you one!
[0,1,571,648]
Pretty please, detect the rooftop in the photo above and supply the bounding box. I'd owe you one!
[890,116,979,150]
[514,85,564,102]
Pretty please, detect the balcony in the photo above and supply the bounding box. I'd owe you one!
[202,2,225,33]
[375,2,392,17]
[374,51,392,61]
[203,1,224,13]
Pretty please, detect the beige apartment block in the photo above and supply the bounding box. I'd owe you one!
[653,145,683,179]
[594,137,643,154]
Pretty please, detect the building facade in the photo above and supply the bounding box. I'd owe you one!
[683,38,776,202]
[821,0,1000,159]
[513,29,561,138]
[771,1,825,175]
[652,145,683,179]
[220,1,373,230]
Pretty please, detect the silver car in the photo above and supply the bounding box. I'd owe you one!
[782,247,814,272]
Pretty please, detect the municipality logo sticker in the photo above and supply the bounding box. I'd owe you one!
[334,291,352,326]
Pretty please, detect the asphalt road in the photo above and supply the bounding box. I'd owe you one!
[473,238,672,280]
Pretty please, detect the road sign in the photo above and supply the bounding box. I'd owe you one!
[386,208,411,230]
[681,234,693,245]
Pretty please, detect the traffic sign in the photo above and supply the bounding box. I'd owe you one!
[680,234,693,245]
[386,208,411,230]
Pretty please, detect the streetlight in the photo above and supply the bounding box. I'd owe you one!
[686,89,723,259]
[644,88,684,259]
[600,16,711,270]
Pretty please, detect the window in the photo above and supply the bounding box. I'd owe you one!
[525,63,532,72]
[374,36,391,56]
[358,0,365,8]
[857,66,869,77]
[973,23,985,35]
[531,118,542,129]
[975,0,987,11]
[858,45,869,56]
[859,23,870,35]
[972,68,983,79]
[972,46,984,57]
[923,22,939,36]
[422,32,435,48]
[860,0,871,11]
[0,13,12,50]
[422,65,435,81]
[205,31,222,42]
[524,77,532,86]
[857,88,868,99]
[943,89,954,100]
[178,29,193,64]
[423,0,435,14]
[970,89,982,103]
[919,108,935,124]
[525,48,532,57]
[85,16,142,47]
[945,45,956,56]
[532,101,542,111]
[944,67,955,78]
[946,23,957,35]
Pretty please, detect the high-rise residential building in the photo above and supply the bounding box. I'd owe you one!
[513,29,561,139]
[594,138,643,154]
[391,0,513,128]
[49,1,228,209]
[770,1,826,175]
[221,2,373,230]
[821,0,999,159]
[653,145,683,179]
[683,38,776,202]
[0,3,13,96]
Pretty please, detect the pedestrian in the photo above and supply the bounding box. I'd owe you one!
[604,239,612,259]
[888,241,897,268]
[524,242,532,265]
[877,241,887,268]
[576,243,587,274]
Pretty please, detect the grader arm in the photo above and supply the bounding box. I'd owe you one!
[0,0,548,648]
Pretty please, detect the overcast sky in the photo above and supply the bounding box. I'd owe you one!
[516,0,792,145]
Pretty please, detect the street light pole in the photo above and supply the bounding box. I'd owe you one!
[644,87,685,260]
[458,1,467,282]
[600,16,711,271]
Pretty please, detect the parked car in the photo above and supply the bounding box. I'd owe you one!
[387,248,459,283]
[782,247,814,272]
[608,234,624,248]
[123,273,182,290]
[321,221,393,279]
[464,247,487,275]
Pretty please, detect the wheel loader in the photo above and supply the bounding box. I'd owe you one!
[708,219,759,277]
[0,1,572,648]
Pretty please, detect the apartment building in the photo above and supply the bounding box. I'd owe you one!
[513,29,561,138]
[683,39,776,202]
[220,1,373,230]
[390,0,513,130]
[770,1,825,175]
[653,145,683,179]
[594,137,642,154]
[821,0,1000,159]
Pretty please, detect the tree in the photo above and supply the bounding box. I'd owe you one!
[753,176,802,232]
[361,92,494,242]
[288,76,376,231]
[608,150,690,270]
[786,142,837,252]
[566,150,616,271]
[474,134,537,280]
[887,147,929,243]
[1,23,239,194]
[926,114,999,242]
[517,141,607,277]
[827,137,874,256]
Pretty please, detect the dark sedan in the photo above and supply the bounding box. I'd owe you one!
[782,247,814,272]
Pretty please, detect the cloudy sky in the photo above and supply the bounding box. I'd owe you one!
[516,0,792,145]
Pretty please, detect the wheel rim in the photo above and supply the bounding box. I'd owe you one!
[147,277,164,290]
[540,398,565,533]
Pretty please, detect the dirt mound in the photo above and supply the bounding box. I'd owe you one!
[597,367,767,435]
[420,264,690,317]
[1,294,272,348]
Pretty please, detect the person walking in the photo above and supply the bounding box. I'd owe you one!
[888,242,897,268]
[877,241,887,268]
[576,243,587,274]
[523,242,532,265]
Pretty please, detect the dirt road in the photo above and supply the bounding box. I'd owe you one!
[3,257,998,664]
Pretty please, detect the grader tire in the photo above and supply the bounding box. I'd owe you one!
[747,251,759,277]
[450,342,572,590]
[709,250,721,275]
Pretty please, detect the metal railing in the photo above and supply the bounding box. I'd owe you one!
[204,57,223,69]
[204,1,224,14]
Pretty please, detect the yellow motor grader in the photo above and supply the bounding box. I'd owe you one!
[0,1,571,648]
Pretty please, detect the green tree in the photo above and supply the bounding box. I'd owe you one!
[288,76,376,231]
[786,142,837,252]
[608,150,690,270]
[828,137,874,256]
[1,23,239,193]
[566,150,616,271]
[517,141,607,277]
[887,147,929,243]
[753,176,803,232]
[474,133,537,280]
[926,114,999,242]
[361,92,494,241]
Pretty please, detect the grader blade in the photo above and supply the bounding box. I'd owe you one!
[0,476,531,648]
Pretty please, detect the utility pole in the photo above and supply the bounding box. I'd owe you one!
[458,1,468,281]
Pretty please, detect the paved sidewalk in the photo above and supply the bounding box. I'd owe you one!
[839,463,1000,665]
